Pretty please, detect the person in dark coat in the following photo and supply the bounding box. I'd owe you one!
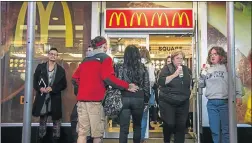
[32,48,67,143]
[158,51,192,143]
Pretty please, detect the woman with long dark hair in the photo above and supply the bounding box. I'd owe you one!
[117,45,150,143]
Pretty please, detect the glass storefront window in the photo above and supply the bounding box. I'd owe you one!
[204,1,252,126]
[1,1,92,124]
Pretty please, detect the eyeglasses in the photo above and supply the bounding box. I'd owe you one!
[49,53,58,57]
[210,53,218,57]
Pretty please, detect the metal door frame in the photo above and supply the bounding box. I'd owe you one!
[104,34,149,139]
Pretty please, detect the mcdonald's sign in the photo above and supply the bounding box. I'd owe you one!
[172,12,190,27]
[130,12,148,26]
[109,12,127,26]
[105,8,193,30]
[151,12,169,26]
[14,2,73,47]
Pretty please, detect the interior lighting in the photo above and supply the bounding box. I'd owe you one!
[52,17,59,20]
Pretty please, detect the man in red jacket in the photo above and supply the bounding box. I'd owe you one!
[72,36,138,143]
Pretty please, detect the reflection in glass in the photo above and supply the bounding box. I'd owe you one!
[1,1,91,123]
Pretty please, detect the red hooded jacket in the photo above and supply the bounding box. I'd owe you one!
[72,52,129,101]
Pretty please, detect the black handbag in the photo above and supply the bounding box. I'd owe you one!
[102,87,123,117]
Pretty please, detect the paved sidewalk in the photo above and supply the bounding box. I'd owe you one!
[103,138,195,143]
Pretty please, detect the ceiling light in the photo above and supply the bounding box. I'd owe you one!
[139,44,146,46]
[12,54,26,58]
[69,53,82,58]
[150,54,155,58]
[52,17,59,20]
[79,40,83,41]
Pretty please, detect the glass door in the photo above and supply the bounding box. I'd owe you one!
[104,34,149,138]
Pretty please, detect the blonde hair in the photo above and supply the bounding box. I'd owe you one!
[171,51,185,60]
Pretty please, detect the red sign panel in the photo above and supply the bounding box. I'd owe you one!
[105,8,193,30]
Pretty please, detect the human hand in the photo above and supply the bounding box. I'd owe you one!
[46,87,52,93]
[236,98,242,106]
[173,67,182,77]
[128,83,139,92]
[40,87,47,93]
[200,64,209,78]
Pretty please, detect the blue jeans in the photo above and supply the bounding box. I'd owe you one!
[141,109,148,140]
[149,89,155,106]
[141,89,155,140]
[207,99,229,143]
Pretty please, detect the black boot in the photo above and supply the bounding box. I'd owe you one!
[71,104,78,143]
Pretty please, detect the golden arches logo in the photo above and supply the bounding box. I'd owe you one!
[109,12,127,26]
[14,2,73,47]
[172,12,190,27]
[130,13,148,27]
[151,12,169,27]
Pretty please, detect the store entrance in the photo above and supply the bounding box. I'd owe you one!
[149,34,193,70]
[105,34,149,138]
[105,34,194,139]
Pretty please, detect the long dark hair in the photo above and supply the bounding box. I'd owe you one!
[123,45,143,85]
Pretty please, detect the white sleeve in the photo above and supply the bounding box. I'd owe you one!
[148,63,156,87]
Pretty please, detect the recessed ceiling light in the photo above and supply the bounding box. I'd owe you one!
[52,17,59,20]
[79,40,83,41]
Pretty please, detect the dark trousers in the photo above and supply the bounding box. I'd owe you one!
[160,100,189,143]
[186,112,193,129]
[38,115,61,143]
[119,96,144,143]
[70,103,93,143]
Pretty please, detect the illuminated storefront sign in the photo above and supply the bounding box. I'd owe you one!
[172,12,190,26]
[130,12,148,26]
[105,8,193,30]
[109,12,127,26]
[151,12,169,26]
[150,46,184,52]
[14,2,73,47]
[158,46,183,51]
[149,45,191,56]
